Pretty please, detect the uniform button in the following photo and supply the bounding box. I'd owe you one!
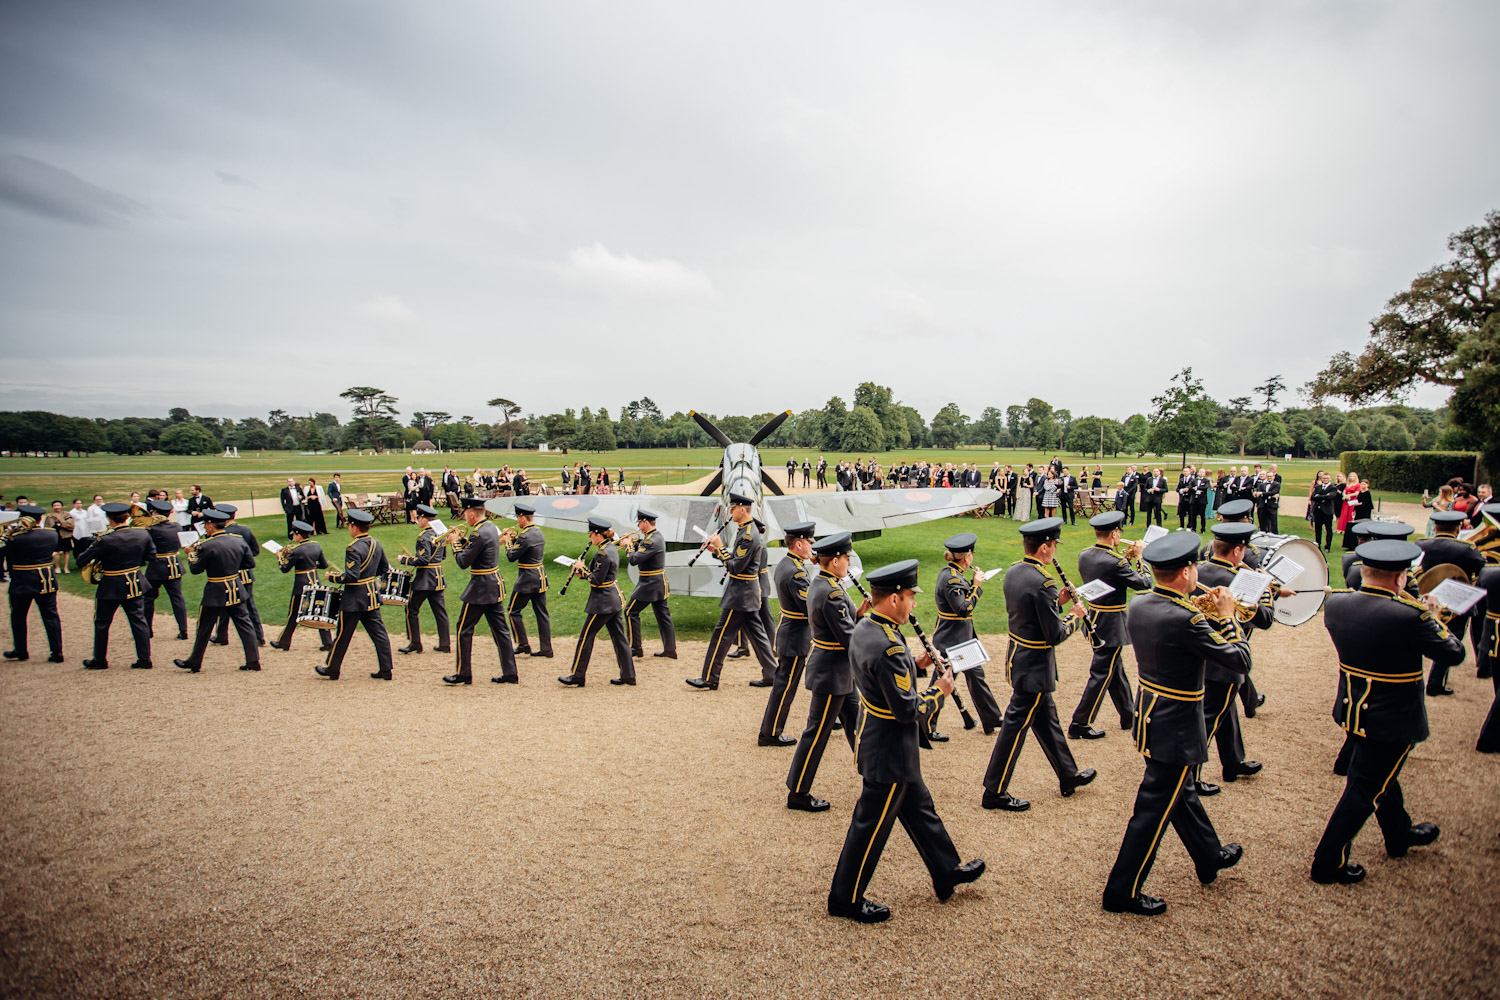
[1343,698,1349,704]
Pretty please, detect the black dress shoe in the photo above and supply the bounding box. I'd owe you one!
[434,646,452,654]
[748,679,773,688]
[827,895,890,923]
[1061,768,1097,797]
[981,790,1029,811]
[685,677,717,690]
[557,675,584,687]
[442,674,471,685]
[787,792,830,812]
[515,647,533,657]
[1102,890,1166,915]
[1223,761,1262,782]
[3,650,28,661]
[1197,843,1242,884]
[241,663,261,671]
[653,651,677,659]
[48,653,65,663]
[492,675,519,684]
[83,659,107,670]
[1311,862,1366,885]
[727,647,749,658]
[176,632,189,640]
[1196,780,1221,797]
[831,719,843,730]
[630,649,645,659]
[1390,822,1440,857]
[208,638,228,646]
[609,677,636,686]
[1428,687,1455,696]
[131,661,153,670]
[269,640,288,651]
[928,730,950,743]
[935,859,986,902]
[1068,724,1106,740]
[370,670,392,679]
[315,666,338,680]
[758,734,796,747]
[397,645,421,654]
[531,651,552,658]
[174,658,199,672]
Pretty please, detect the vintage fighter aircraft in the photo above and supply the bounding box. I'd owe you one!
[484,410,1001,597]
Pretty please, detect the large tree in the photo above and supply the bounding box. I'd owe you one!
[929,403,967,449]
[339,386,401,451]
[1146,368,1218,466]
[487,398,522,449]
[841,405,885,452]
[1310,210,1499,466]
[1253,375,1286,413]
[1248,412,1294,457]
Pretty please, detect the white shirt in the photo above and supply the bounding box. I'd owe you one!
[172,498,190,526]
[70,506,93,539]
[86,503,108,535]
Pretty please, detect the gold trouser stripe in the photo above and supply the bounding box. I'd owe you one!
[995,692,1041,791]
[1339,662,1423,684]
[1342,743,1413,866]
[1009,634,1051,650]
[851,782,900,904]
[1139,678,1204,701]
[859,694,896,720]
[1087,646,1121,724]
[772,655,802,731]
[469,567,498,575]
[795,694,833,793]
[571,614,598,677]
[1206,683,1235,747]
[1132,765,1190,897]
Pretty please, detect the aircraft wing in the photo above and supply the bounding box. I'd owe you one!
[484,494,725,543]
[764,488,1002,535]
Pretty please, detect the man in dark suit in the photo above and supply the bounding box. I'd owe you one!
[1141,468,1167,526]
[417,469,435,508]
[1059,467,1079,525]
[401,467,418,523]
[1121,466,1139,525]
[280,477,307,539]
[186,484,214,531]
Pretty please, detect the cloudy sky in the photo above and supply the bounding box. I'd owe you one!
[1,0,1494,426]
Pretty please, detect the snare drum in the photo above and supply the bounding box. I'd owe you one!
[378,568,414,606]
[296,584,341,630]
[1254,534,1328,626]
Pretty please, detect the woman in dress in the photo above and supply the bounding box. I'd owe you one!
[1422,483,1455,537]
[306,477,328,534]
[45,500,73,574]
[1041,468,1061,515]
[1340,474,1370,549]
[172,488,191,527]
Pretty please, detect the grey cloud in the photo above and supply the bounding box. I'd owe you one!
[215,170,257,189]
[0,155,147,227]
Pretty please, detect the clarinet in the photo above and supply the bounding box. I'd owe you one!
[558,542,595,597]
[1050,558,1098,643]
[687,507,727,567]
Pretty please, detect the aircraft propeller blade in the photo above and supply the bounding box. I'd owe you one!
[748,409,793,446]
[699,470,724,496]
[689,410,733,448]
[760,469,784,496]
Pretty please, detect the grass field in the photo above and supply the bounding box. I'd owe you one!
[47,506,1353,646]
[0,447,1424,509]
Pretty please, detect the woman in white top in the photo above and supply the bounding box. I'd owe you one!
[172,488,191,527]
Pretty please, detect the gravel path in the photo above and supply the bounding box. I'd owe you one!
[2,593,1496,999]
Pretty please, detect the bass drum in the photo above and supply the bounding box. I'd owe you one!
[379,569,414,606]
[1255,535,1328,626]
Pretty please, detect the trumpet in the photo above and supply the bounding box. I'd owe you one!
[276,538,308,567]
[614,529,642,551]
[0,515,37,544]
[1191,587,1260,623]
[443,522,475,551]
[498,525,518,545]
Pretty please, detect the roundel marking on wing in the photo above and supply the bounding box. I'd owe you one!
[907,491,932,502]
[553,498,581,509]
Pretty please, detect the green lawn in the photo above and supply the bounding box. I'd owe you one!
[0,447,1418,509]
[53,506,1351,645]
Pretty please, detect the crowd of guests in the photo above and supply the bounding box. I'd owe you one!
[1421,478,1493,533]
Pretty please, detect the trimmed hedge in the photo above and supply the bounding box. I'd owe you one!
[1338,451,1479,492]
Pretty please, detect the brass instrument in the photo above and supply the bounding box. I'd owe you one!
[79,522,121,585]
[1417,563,1469,623]
[498,525,518,545]
[444,521,475,551]
[276,538,308,568]
[614,529,642,552]
[1191,586,1259,623]
[0,515,37,544]
[1467,517,1500,564]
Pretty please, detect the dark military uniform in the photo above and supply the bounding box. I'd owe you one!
[400,525,451,653]
[1313,579,1464,879]
[761,552,810,741]
[143,515,189,639]
[176,528,259,671]
[1070,543,1150,732]
[982,557,1085,798]
[1474,565,1500,751]
[624,525,674,658]
[696,519,777,687]
[931,565,1003,733]
[323,532,394,679]
[1415,532,1486,691]
[1103,585,1251,907]
[1193,557,1274,783]
[563,540,634,683]
[506,524,552,656]
[453,520,518,682]
[213,520,264,645]
[829,611,963,912]
[75,522,155,668]
[786,568,861,801]
[272,538,331,651]
[3,519,62,660]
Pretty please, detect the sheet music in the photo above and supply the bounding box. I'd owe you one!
[553,555,577,567]
[262,540,283,554]
[1264,554,1302,585]
[1229,569,1272,606]
[428,519,446,535]
[1075,579,1117,602]
[946,638,989,673]
[177,530,200,548]
[0,511,19,524]
[1428,579,1487,616]
[1142,525,1169,545]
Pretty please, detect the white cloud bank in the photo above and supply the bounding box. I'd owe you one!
[555,242,714,299]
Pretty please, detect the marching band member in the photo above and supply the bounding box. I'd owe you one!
[982,518,1094,812]
[2,504,63,663]
[759,521,815,746]
[1311,539,1462,885]
[558,516,635,687]
[75,502,155,670]
[269,520,331,652]
[1418,510,1486,693]
[622,508,674,660]
[174,508,260,672]
[446,497,518,686]
[316,509,395,681]
[827,559,984,923]
[687,493,778,691]
[930,531,1003,737]
[210,505,264,649]
[398,504,451,656]
[505,502,552,659]
[141,498,189,641]
[1068,512,1148,740]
